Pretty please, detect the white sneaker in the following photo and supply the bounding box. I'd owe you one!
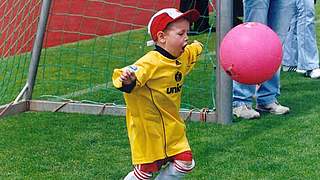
[256,102,290,115]
[282,65,306,74]
[282,65,297,72]
[233,105,260,119]
[305,68,320,79]
[296,69,306,74]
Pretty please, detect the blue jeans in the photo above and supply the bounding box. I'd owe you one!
[283,0,319,70]
[233,0,296,107]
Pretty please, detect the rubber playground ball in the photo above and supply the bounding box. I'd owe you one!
[219,22,283,85]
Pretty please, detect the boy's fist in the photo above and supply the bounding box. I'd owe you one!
[120,69,136,85]
[193,40,203,47]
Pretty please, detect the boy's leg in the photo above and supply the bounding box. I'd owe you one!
[124,162,162,180]
[155,160,195,180]
[124,171,138,180]
[155,151,195,180]
[124,168,152,180]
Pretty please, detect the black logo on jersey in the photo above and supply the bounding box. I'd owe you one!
[167,84,182,94]
[175,71,182,82]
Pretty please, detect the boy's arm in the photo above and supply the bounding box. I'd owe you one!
[191,40,203,57]
[118,80,136,93]
[112,54,158,93]
[184,40,203,74]
[112,68,137,93]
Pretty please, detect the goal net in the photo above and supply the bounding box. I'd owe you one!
[0,0,41,105]
[1,0,217,121]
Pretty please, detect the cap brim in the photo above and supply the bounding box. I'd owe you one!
[175,9,200,24]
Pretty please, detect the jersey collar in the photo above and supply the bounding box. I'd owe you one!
[154,45,177,60]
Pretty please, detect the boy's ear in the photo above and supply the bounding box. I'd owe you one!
[157,31,166,43]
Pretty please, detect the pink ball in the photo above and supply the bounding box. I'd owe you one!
[219,22,283,85]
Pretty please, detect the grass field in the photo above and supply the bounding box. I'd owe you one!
[1,71,320,179]
[1,3,320,179]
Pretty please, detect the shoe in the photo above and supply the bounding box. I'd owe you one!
[296,69,306,74]
[233,105,260,119]
[282,65,297,72]
[305,68,320,79]
[282,66,306,74]
[256,101,290,115]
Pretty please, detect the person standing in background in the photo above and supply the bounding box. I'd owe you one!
[179,0,212,35]
[282,0,320,79]
[233,0,244,26]
[232,0,296,119]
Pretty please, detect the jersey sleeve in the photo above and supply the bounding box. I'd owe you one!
[112,54,158,91]
[183,41,203,74]
[112,68,125,89]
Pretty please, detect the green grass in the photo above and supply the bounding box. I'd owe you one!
[0,54,31,104]
[1,71,320,179]
[0,72,319,179]
[0,113,131,179]
[1,4,320,179]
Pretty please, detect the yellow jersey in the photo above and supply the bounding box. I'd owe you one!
[112,42,202,164]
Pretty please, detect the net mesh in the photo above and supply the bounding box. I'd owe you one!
[1,0,216,111]
[0,0,41,105]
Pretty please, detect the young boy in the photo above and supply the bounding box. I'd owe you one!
[112,8,203,179]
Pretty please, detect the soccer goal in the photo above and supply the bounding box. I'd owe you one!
[0,0,233,123]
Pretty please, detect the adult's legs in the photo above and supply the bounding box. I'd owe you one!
[194,0,210,32]
[233,0,244,26]
[296,0,319,70]
[282,10,299,68]
[179,0,196,12]
[179,0,197,33]
[256,0,296,105]
[233,0,270,107]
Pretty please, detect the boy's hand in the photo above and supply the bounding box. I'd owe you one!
[120,69,136,85]
[193,40,203,48]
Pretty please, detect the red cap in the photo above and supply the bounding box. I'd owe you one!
[147,8,200,42]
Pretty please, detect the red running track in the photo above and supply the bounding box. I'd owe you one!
[0,0,215,57]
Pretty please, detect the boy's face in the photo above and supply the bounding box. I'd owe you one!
[158,18,190,57]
